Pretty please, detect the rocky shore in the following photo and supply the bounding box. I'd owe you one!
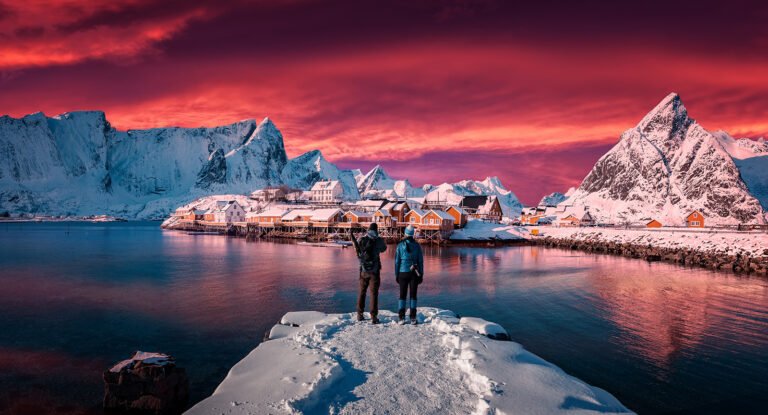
[534,235,768,274]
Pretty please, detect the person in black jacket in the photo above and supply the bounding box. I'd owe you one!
[351,223,387,324]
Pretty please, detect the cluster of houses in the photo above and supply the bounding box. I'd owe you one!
[173,181,506,240]
[519,204,707,228]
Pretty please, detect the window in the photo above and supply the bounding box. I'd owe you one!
[410,217,415,223]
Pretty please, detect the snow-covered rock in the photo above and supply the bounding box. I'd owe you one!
[563,93,765,225]
[355,165,422,199]
[186,308,632,415]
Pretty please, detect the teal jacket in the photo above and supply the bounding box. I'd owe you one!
[394,237,423,278]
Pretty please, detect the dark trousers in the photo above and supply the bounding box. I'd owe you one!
[398,271,418,319]
[357,270,380,318]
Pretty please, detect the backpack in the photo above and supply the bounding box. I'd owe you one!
[359,236,377,272]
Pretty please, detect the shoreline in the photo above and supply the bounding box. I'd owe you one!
[533,230,768,274]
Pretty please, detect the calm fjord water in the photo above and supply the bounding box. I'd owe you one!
[1,222,767,414]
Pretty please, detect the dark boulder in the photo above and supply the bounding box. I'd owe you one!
[103,351,189,414]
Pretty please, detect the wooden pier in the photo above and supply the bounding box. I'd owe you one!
[166,219,451,244]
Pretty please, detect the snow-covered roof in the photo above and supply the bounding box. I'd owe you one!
[281,209,315,221]
[447,205,466,215]
[374,209,392,217]
[257,207,290,217]
[345,210,372,218]
[354,200,386,208]
[477,196,499,214]
[429,210,455,221]
[310,208,342,221]
[407,208,427,217]
[311,180,340,191]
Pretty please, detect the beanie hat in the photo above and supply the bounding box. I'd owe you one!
[369,222,378,231]
[404,225,415,236]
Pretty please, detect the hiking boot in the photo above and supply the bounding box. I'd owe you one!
[371,317,380,325]
[398,309,405,321]
[357,313,365,322]
[411,319,419,325]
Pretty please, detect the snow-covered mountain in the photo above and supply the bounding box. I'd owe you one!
[424,177,523,217]
[0,112,353,218]
[281,150,360,200]
[563,93,765,225]
[353,165,523,217]
[539,192,568,207]
[356,165,423,199]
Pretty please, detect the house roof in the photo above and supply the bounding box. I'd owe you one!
[212,200,241,212]
[257,207,290,217]
[310,208,342,221]
[282,208,342,221]
[374,209,392,217]
[281,209,315,221]
[460,195,489,210]
[447,205,466,215]
[406,208,427,217]
[686,210,703,219]
[344,210,372,218]
[428,210,455,221]
[354,200,386,208]
[310,180,340,191]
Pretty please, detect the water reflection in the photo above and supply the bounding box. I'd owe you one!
[1,223,767,414]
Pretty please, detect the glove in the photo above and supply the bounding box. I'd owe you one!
[417,276,423,285]
[395,272,400,284]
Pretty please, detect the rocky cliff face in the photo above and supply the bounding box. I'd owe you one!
[566,93,765,225]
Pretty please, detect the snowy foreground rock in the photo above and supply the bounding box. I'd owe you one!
[187,308,632,415]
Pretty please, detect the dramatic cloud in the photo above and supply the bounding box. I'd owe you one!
[1,0,767,204]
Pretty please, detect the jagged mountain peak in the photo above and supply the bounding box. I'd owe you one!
[568,93,764,225]
[634,93,692,148]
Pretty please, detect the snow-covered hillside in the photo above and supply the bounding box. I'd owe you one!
[0,112,356,218]
[563,93,765,225]
[713,132,768,211]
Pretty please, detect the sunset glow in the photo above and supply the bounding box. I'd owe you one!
[2,0,767,203]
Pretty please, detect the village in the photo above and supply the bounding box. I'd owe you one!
[519,205,711,229]
[164,180,505,244]
[164,177,768,246]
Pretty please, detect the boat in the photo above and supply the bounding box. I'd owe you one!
[297,241,350,248]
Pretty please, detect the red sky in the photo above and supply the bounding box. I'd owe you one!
[1,0,767,204]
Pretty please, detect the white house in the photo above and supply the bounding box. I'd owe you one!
[212,200,246,224]
[311,180,343,203]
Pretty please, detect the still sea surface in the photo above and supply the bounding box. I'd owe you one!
[1,222,767,414]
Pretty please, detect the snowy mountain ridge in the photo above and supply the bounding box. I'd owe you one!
[563,93,765,225]
[1,111,524,219]
[0,111,358,218]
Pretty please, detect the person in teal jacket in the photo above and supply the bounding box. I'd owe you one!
[394,225,424,324]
